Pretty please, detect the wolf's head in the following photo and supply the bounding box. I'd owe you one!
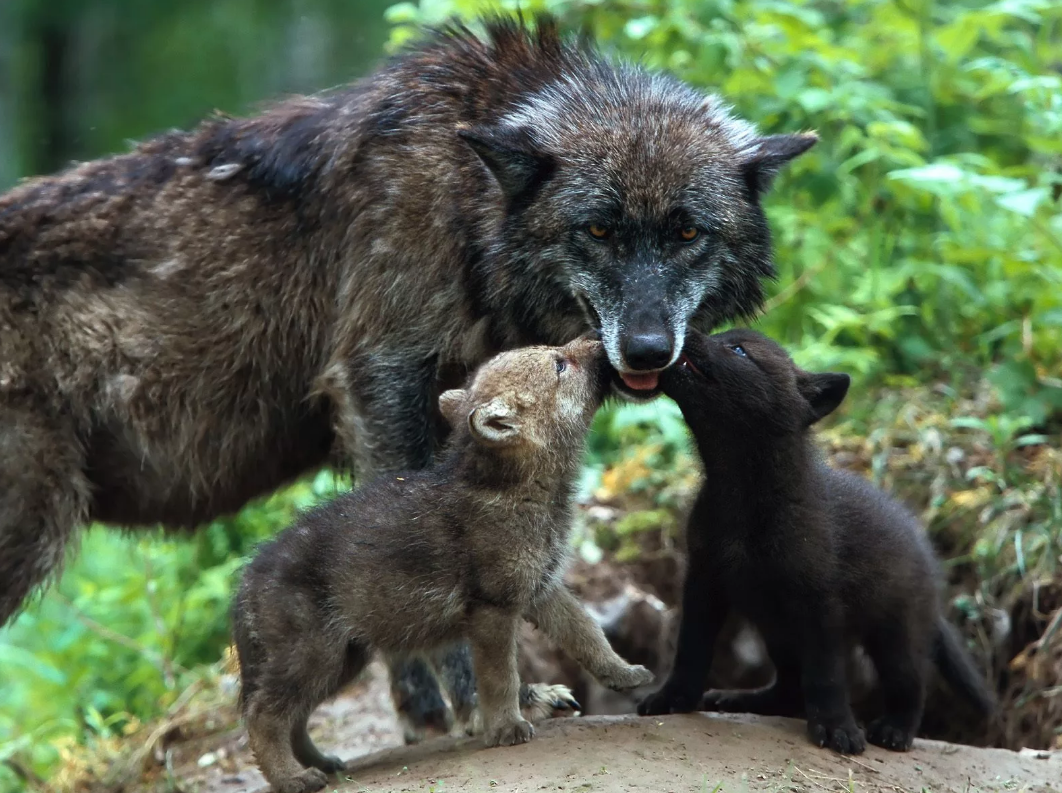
[662,328,850,437]
[460,25,815,400]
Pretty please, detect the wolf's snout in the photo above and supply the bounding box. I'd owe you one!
[623,330,673,371]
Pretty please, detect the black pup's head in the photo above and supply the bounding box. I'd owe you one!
[661,328,850,437]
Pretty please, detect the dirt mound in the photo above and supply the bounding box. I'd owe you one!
[333,714,1061,793]
[168,661,1061,793]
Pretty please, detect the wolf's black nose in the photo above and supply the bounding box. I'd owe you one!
[624,332,673,370]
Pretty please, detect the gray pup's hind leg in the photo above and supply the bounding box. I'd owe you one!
[290,639,371,773]
[247,702,327,793]
[0,408,88,625]
[238,599,367,791]
[291,716,345,774]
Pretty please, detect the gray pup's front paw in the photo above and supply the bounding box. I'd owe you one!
[598,664,655,691]
[483,717,535,747]
[273,768,328,793]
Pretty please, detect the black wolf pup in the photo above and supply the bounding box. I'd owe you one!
[234,336,653,793]
[638,329,994,754]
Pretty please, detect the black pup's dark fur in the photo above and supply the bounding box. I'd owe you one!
[638,329,995,754]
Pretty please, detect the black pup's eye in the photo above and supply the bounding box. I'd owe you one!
[556,357,568,374]
[729,345,748,358]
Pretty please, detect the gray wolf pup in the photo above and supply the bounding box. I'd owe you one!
[232,337,654,793]
[0,14,812,736]
[637,329,995,753]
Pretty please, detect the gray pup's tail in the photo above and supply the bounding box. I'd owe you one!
[933,619,996,717]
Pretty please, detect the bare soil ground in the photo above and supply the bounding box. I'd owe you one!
[178,662,1060,793]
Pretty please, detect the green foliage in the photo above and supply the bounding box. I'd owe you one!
[0,471,348,790]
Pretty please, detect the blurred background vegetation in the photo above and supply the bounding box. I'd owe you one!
[0,0,1060,789]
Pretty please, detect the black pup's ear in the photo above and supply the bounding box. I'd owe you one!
[798,371,850,426]
[458,124,555,200]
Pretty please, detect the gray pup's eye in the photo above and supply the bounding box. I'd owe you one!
[556,357,568,374]
[729,345,748,358]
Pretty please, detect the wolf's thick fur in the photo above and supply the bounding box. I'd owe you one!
[0,15,812,734]
[232,337,653,793]
[637,330,995,754]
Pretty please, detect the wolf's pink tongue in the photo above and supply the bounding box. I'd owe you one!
[621,372,660,391]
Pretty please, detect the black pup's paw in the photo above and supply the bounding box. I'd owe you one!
[637,686,701,716]
[867,718,915,752]
[807,716,866,755]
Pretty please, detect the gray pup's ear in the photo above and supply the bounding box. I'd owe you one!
[797,371,850,426]
[741,132,818,198]
[438,389,469,428]
[458,124,555,199]
[468,396,522,447]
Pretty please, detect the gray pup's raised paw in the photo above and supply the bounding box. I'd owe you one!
[598,664,655,691]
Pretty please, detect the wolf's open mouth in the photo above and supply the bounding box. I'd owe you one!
[619,371,660,391]
[610,370,663,401]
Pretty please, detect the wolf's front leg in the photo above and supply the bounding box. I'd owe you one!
[467,609,534,747]
[527,586,655,691]
[318,346,466,744]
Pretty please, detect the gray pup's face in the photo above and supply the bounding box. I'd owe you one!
[462,69,815,400]
[439,336,608,453]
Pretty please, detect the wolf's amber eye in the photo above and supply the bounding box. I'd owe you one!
[679,226,700,242]
[555,357,568,374]
[587,224,609,240]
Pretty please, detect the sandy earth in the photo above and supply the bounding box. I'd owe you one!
[181,662,1061,793]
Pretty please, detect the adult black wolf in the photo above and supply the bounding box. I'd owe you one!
[0,14,814,739]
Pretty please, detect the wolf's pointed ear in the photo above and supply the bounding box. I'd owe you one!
[439,389,469,428]
[740,132,817,198]
[468,396,522,447]
[798,371,850,426]
[459,124,554,200]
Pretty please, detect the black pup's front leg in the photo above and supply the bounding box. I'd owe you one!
[800,601,865,755]
[638,563,727,716]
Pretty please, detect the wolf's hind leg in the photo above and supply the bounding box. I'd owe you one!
[0,408,88,625]
[430,643,479,734]
[388,655,455,743]
[519,682,581,722]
